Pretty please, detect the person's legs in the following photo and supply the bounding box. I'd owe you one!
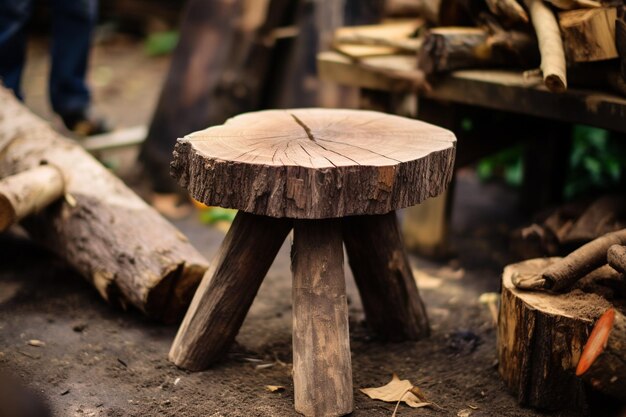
[0,0,33,99]
[49,0,96,116]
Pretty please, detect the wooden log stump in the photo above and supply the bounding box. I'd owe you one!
[169,211,292,370]
[576,308,626,401]
[343,212,429,341]
[498,258,612,410]
[0,165,64,232]
[0,87,209,322]
[292,219,352,417]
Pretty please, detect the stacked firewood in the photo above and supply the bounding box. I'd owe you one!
[334,0,626,96]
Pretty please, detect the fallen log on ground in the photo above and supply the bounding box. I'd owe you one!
[576,308,626,402]
[0,165,65,232]
[498,258,611,410]
[0,86,209,322]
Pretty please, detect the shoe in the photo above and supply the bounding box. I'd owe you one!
[60,110,111,136]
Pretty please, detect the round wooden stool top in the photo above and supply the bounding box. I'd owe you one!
[171,108,456,219]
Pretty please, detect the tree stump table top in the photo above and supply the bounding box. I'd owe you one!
[171,108,456,219]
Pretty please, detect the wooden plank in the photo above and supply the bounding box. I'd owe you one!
[82,125,146,152]
[317,52,626,133]
[292,219,352,417]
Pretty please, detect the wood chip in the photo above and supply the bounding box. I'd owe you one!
[27,339,45,347]
[265,385,285,392]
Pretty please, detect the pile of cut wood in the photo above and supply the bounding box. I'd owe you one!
[331,0,626,96]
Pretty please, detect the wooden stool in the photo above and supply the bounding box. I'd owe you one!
[168,109,456,417]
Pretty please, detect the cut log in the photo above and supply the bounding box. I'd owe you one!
[342,212,429,341]
[0,165,64,232]
[525,0,568,92]
[169,211,292,370]
[417,27,538,75]
[0,86,208,322]
[559,8,618,63]
[498,258,611,410]
[576,308,626,401]
[608,244,626,274]
[171,109,456,219]
[292,219,352,417]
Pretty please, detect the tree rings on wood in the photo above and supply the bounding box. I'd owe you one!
[171,109,456,219]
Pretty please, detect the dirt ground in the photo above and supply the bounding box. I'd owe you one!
[0,38,601,417]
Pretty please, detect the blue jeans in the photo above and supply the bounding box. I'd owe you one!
[0,0,97,115]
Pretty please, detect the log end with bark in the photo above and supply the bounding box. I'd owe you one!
[498,258,612,410]
[0,165,65,232]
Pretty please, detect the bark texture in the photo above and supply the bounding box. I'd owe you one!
[343,212,429,340]
[542,229,626,291]
[169,211,292,370]
[498,258,611,411]
[292,219,353,417]
[171,108,456,219]
[0,87,208,322]
[418,27,538,75]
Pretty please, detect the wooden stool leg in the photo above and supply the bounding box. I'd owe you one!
[169,211,291,371]
[292,219,353,417]
[343,211,429,341]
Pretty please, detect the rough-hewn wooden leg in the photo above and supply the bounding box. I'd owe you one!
[169,211,291,371]
[343,212,430,341]
[292,219,353,417]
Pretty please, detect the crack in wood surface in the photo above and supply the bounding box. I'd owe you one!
[290,113,316,142]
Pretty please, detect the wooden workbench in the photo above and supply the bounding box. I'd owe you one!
[318,51,626,256]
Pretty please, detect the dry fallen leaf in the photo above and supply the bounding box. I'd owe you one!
[265,385,285,392]
[360,374,431,409]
